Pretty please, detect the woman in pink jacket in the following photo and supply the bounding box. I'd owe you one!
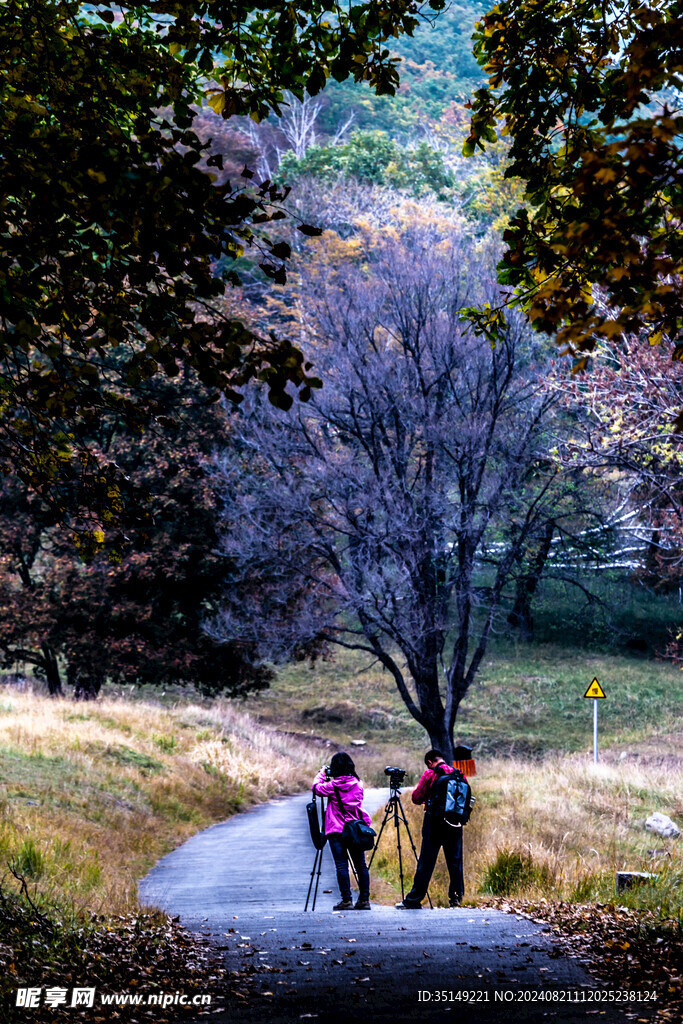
[312,752,372,910]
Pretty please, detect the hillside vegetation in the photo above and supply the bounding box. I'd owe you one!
[249,642,683,773]
[0,686,320,1019]
[315,2,488,136]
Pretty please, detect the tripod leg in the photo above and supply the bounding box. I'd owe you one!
[347,850,359,888]
[311,845,325,912]
[367,803,392,870]
[395,799,421,862]
[368,795,408,897]
[305,847,321,912]
[366,793,434,907]
[392,800,407,899]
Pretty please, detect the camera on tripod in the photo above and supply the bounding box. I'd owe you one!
[369,765,428,905]
[384,765,406,787]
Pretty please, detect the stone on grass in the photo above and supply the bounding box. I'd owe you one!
[645,812,681,838]
[616,871,656,891]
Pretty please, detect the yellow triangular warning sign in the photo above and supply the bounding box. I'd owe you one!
[583,678,606,699]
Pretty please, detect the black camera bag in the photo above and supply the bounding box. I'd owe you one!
[306,796,327,850]
[342,818,376,851]
[331,785,376,851]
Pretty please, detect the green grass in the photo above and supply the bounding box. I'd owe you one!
[0,746,75,800]
[153,732,178,752]
[457,643,683,756]
[100,743,164,774]
[92,713,133,733]
[12,837,45,879]
[245,641,683,777]
[480,848,555,896]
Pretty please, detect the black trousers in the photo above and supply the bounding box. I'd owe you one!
[403,814,464,906]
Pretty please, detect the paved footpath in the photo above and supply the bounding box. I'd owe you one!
[140,790,649,1024]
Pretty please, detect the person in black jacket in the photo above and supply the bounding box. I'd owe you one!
[395,749,464,909]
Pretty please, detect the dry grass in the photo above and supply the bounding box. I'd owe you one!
[371,750,683,910]
[0,684,321,920]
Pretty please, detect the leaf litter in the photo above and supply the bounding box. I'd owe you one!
[489,897,682,1022]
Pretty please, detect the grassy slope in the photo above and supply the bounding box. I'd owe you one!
[247,642,683,775]
[0,690,321,918]
[0,688,326,1020]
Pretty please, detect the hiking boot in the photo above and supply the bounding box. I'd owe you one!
[449,898,462,908]
[394,900,422,909]
[333,898,354,911]
[354,899,371,910]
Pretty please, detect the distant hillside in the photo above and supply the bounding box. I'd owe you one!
[315,2,488,137]
[194,1,487,167]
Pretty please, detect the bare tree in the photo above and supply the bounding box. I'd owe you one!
[236,91,324,179]
[331,110,356,146]
[553,335,683,586]
[212,221,571,757]
[237,118,281,181]
[279,92,322,159]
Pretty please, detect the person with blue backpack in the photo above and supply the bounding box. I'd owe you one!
[395,749,472,910]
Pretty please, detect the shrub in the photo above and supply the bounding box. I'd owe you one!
[13,837,44,879]
[480,848,551,896]
[570,871,602,902]
[153,734,177,753]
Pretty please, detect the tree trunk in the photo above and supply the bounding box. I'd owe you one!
[507,585,534,641]
[41,643,63,696]
[426,725,454,763]
[73,677,103,700]
[413,656,454,762]
[508,521,554,641]
[644,527,662,587]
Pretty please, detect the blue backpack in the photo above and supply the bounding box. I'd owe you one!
[430,768,474,828]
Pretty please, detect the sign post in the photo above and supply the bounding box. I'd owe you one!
[583,678,606,764]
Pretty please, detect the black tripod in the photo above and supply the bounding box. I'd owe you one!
[305,795,326,912]
[368,780,432,907]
